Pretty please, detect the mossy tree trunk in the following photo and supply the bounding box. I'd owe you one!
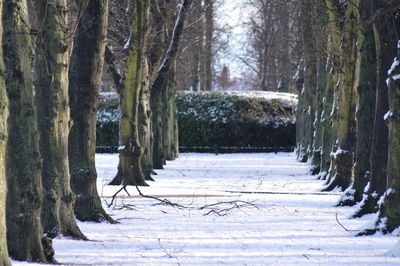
[323,0,360,192]
[138,59,153,181]
[3,0,54,262]
[111,0,150,186]
[354,1,398,220]
[0,0,10,262]
[68,0,113,222]
[34,0,85,239]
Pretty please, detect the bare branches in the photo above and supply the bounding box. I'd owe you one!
[105,185,260,216]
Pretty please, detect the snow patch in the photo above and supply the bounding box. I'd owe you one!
[388,59,400,76]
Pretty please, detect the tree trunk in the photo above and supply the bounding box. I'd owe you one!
[353,7,392,218]
[319,60,334,179]
[139,58,154,181]
[111,0,150,186]
[354,1,399,222]
[34,0,85,240]
[297,0,317,162]
[0,0,10,262]
[324,0,360,192]
[151,0,191,168]
[376,41,400,234]
[204,0,213,91]
[68,0,113,222]
[3,0,54,261]
[351,0,376,204]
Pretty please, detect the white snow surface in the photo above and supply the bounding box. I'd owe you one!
[13,153,400,265]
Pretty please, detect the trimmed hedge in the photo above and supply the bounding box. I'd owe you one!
[96,91,297,150]
[176,91,297,148]
[96,92,119,148]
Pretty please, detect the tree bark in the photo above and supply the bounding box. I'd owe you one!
[323,0,360,192]
[376,40,400,234]
[111,0,150,186]
[297,0,317,162]
[3,0,54,261]
[351,0,376,204]
[354,1,399,222]
[353,5,392,218]
[319,59,334,178]
[34,0,85,240]
[0,0,10,262]
[68,0,113,222]
[204,0,213,91]
[151,0,191,168]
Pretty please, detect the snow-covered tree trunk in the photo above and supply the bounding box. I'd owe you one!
[353,3,395,217]
[3,0,54,261]
[377,40,400,233]
[323,0,360,192]
[351,1,376,204]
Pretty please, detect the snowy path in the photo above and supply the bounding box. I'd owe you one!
[16,153,400,265]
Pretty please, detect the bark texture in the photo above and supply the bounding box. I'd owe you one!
[3,0,54,261]
[151,0,191,169]
[0,0,10,262]
[34,0,85,239]
[377,42,400,233]
[323,0,360,192]
[68,0,113,222]
[351,1,376,204]
[111,0,150,186]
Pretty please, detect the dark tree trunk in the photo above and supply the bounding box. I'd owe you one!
[323,0,360,192]
[376,39,400,234]
[297,0,317,162]
[350,1,376,204]
[68,0,113,222]
[353,6,392,218]
[0,0,10,262]
[354,1,399,221]
[34,0,85,240]
[151,0,191,168]
[3,0,54,262]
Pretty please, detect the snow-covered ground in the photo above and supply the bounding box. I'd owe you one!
[14,153,400,265]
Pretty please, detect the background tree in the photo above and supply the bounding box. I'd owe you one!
[68,0,113,222]
[34,0,85,239]
[150,0,191,169]
[241,0,300,93]
[3,0,54,261]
